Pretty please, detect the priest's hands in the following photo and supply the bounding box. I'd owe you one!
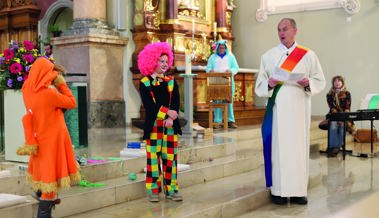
[167,110,178,120]
[268,77,279,88]
[297,77,309,87]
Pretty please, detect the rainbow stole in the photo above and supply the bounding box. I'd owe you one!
[261,45,308,188]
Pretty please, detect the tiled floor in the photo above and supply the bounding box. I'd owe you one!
[238,154,379,218]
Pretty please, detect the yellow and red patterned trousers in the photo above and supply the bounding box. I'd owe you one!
[145,119,179,196]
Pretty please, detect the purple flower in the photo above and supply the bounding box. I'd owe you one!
[9,63,23,74]
[23,40,34,51]
[7,79,13,87]
[3,49,14,60]
[1,40,38,89]
[23,54,34,63]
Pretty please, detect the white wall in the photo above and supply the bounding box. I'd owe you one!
[233,0,379,120]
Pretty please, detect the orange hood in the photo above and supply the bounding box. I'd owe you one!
[22,58,57,93]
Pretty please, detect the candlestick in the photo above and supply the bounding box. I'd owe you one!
[192,19,195,34]
[213,22,217,41]
[192,19,195,50]
[185,52,192,75]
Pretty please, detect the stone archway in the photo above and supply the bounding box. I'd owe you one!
[39,0,73,49]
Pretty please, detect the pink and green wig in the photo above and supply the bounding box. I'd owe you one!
[137,42,174,76]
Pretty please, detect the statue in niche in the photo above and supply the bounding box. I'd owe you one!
[144,0,159,11]
[178,0,200,10]
[227,0,236,9]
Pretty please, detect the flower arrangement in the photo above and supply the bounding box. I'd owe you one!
[0,40,40,90]
[209,39,216,54]
[201,39,216,62]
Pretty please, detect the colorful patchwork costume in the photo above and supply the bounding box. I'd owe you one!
[138,42,182,199]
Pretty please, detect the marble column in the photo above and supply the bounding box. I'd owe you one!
[52,0,128,152]
[165,0,178,22]
[159,0,185,65]
[73,0,105,20]
[215,0,227,29]
[215,0,233,40]
[161,0,181,26]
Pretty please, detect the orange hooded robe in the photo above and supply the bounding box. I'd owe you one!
[17,58,81,194]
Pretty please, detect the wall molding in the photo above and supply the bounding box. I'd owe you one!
[256,0,360,22]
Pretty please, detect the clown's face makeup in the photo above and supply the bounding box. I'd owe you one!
[155,55,169,75]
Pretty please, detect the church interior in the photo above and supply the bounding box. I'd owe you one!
[1,0,379,217]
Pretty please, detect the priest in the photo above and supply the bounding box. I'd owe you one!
[255,18,326,205]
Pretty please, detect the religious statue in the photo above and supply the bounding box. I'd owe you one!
[227,0,236,9]
[178,0,200,10]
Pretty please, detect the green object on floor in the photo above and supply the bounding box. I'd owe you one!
[128,173,137,181]
[79,180,105,187]
[108,157,122,161]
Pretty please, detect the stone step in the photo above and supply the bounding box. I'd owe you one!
[0,123,328,218]
[62,158,323,218]
[0,122,326,195]
[0,163,29,195]
[65,169,270,218]
[0,154,324,218]
[0,147,263,218]
[0,136,238,194]
[54,150,263,218]
[68,135,244,183]
[0,195,38,218]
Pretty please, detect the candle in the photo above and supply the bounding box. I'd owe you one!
[213,22,217,41]
[192,19,195,34]
[185,52,192,75]
[192,19,195,50]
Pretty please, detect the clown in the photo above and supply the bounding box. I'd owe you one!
[206,39,239,129]
[138,42,183,202]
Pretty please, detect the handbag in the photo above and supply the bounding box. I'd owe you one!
[318,119,329,130]
[354,129,378,143]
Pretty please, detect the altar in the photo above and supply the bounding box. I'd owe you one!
[132,66,265,128]
[131,0,264,128]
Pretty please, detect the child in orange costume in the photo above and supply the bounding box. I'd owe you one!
[16,58,81,218]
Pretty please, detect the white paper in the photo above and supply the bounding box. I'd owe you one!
[273,67,305,82]
[289,73,305,81]
[272,67,290,81]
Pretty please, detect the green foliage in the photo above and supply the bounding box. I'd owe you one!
[48,24,61,33]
